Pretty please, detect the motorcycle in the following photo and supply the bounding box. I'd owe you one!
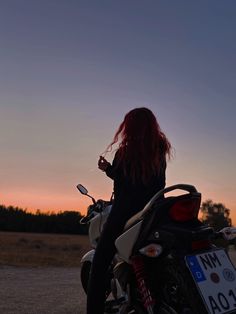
[77,183,236,314]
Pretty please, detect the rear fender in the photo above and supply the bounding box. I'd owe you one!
[81,249,95,264]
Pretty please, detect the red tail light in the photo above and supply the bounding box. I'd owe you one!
[169,197,201,222]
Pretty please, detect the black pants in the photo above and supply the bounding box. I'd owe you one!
[86,202,140,314]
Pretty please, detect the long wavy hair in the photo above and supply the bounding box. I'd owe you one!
[103,107,172,184]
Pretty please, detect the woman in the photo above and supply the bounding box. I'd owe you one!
[87,107,172,314]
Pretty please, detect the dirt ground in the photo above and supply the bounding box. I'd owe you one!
[1,250,236,314]
[0,232,89,313]
[0,266,86,314]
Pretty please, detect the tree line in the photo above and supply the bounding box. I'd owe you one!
[0,199,232,235]
[0,205,88,235]
[201,199,232,230]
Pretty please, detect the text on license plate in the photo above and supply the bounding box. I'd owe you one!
[186,249,236,314]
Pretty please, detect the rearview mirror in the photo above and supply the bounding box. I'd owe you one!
[77,184,88,195]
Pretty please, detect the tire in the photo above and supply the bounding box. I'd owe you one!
[119,283,178,314]
[114,260,206,314]
[80,261,91,294]
[81,261,112,297]
[113,271,179,314]
[159,260,207,314]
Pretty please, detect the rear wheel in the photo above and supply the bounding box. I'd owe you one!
[159,261,207,314]
[111,260,206,314]
[119,282,178,314]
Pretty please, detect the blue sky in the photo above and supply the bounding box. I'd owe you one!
[0,1,235,221]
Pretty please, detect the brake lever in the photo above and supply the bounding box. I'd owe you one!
[80,213,94,224]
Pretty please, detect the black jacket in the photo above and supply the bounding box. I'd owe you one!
[105,151,166,217]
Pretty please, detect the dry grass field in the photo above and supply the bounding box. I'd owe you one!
[0,231,90,267]
[0,231,236,267]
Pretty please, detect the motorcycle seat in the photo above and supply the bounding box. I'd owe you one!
[123,197,166,231]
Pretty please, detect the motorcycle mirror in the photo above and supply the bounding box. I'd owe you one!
[76,183,96,204]
[76,184,88,195]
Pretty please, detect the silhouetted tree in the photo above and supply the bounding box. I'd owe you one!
[201,199,232,231]
[0,205,88,234]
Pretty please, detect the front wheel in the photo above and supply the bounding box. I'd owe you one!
[80,261,91,293]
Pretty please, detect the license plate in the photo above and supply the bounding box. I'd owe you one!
[185,249,236,314]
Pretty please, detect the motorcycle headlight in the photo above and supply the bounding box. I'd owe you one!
[139,244,163,258]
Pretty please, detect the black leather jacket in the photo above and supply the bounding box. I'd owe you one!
[105,151,166,217]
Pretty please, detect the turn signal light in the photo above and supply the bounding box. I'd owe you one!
[139,244,163,258]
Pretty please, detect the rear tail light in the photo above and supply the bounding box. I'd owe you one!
[139,244,163,258]
[169,196,201,222]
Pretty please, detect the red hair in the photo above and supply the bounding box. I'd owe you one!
[104,107,172,184]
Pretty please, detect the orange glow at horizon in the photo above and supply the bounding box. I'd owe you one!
[1,191,111,216]
[2,190,236,226]
[0,0,236,238]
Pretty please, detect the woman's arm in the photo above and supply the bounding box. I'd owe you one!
[98,153,119,180]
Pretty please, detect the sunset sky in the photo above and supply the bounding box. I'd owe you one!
[0,1,235,223]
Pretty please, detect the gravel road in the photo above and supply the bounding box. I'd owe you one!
[0,266,86,314]
[1,251,236,314]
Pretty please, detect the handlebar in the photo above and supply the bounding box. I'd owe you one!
[79,200,112,225]
[80,215,93,224]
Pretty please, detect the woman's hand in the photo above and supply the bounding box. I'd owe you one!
[98,156,110,172]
